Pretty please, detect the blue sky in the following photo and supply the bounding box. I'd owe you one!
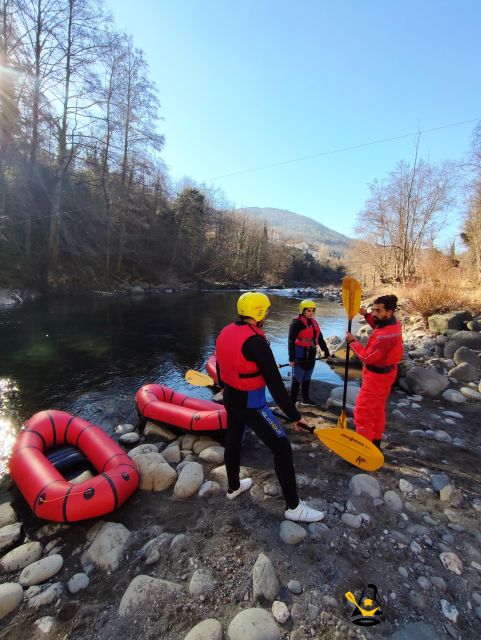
[106,0,481,242]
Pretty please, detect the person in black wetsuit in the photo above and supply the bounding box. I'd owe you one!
[215,291,324,523]
[288,299,334,407]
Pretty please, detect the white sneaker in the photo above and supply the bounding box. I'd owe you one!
[284,500,324,522]
[226,478,253,500]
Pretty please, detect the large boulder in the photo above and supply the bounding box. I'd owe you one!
[119,575,183,617]
[448,362,478,382]
[453,346,481,368]
[227,608,280,640]
[405,366,449,397]
[444,331,481,358]
[326,385,361,413]
[428,311,472,333]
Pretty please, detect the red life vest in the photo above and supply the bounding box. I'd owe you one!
[216,322,267,391]
[294,315,320,348]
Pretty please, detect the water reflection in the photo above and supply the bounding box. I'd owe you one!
[0,291,358,477]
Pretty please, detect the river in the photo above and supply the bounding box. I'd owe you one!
[0,290,359,476]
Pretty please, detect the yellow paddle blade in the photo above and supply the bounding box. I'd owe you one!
[185,370,215,386]
[313,427,384,471]
[342,276,362,320]
[336,410,348,430]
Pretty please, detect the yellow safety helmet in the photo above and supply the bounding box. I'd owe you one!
[299,299,317,314]
[237,291,271,321]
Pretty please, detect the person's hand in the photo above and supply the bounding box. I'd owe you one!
[359,306,368,317]
[325,354,335,363]
[345,331,356,344]
[293,418,309,433]
[288,361,294,367]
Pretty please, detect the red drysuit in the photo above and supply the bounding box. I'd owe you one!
[349,314,404,442]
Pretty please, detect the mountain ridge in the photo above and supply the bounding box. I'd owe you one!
[238,206,350,249]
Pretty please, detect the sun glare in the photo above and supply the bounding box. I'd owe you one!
[0,378,20,477]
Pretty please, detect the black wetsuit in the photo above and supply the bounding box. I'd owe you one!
[217,321,301,509]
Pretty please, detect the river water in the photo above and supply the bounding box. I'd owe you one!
[0,290,358,477]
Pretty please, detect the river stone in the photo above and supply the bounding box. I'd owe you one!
[227,608,280,640]
[210,465,249,489]
[439,552,463,575]
[119,575,183,616]
[0,522,22,553]
[174,461,204,498]
[81,522,130,572]
[446,330,481,354]
[193,439,219,455]
[189,568,216,597]
[349,474,381,498]
[405,367,449,397]
[252,553,279,602]
[460,387,481,402]
[140,533,174,564]
[440,599,459,623]
[128,444,158,457]
[170,533,190,556]
[19,554,63,586]
[0,582,24,620]
[184,618,223,640]
[198,445,225,464]
[161,444,181,464]
[341,513,362,528]
[448,362,477,382]
[27,582,63,608]
[143,422,177,441]
[453,346,480,368]
[68,572,89,594]
[326,385,360,412]
[198,481,221,498]
[434,430,452,443]
[384,491,404,511]
[118,432,140,445]
[428,311,472,333]
[0,503,17,528]
[388,621,441,639]
[34,616,56,634]
[271,600,290,624]
[442,389,467,404]
[431,473,450,492]
[0,541,43,572]
[181,434,199,451]
[132,452,177,491]
[279,521,306,545]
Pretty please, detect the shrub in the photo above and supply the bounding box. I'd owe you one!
[402,253,471,327]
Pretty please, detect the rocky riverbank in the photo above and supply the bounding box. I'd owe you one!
[1,308,480,640]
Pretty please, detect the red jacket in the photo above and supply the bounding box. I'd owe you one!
[350,314,403,367]
[294,315,320,348]
[216,322,267,391]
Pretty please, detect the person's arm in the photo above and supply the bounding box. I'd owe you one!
[288,319,302,363]
[346,331,390,365]
[243,336,301,422]
[317,330,330,357]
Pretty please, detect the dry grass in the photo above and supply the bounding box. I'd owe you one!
[400,254,480,326]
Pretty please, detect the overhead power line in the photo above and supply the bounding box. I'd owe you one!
[205,116,481,182]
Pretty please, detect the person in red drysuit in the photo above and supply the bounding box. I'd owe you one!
[345,295,404,449]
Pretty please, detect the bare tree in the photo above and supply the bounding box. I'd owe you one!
[356,141,456,283]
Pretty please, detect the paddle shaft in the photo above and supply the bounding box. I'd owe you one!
[271,409,315,433]
[278,357,324,369]
[341,318,352,413]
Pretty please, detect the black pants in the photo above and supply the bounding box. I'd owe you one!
[224,405,299,510]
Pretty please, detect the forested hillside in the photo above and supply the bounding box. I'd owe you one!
[240,207,350,250]
[0,1,344,291]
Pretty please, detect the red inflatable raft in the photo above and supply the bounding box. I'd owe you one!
[206,355,219,385]
[9,410,139,523]
[136,383,227,431]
